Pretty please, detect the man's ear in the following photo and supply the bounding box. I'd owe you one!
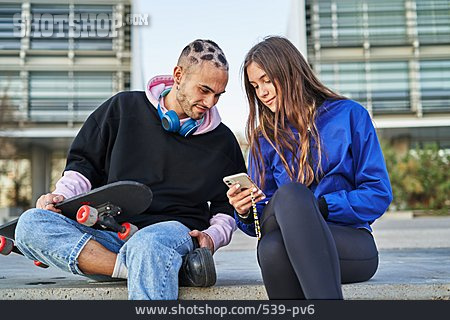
[173,65,183,86]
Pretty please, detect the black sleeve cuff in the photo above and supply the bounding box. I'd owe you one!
[318,196,329,220]
[235,210,255,224]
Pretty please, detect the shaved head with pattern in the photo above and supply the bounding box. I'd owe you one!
[177,39,229,72]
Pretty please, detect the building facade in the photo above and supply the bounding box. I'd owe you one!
[288,0,450,153]
[0,0,131,207]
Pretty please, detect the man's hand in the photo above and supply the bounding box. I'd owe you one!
[36,193,65,213]
[189,230,215,254]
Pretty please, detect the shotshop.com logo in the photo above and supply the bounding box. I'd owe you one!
[12,13,149,38]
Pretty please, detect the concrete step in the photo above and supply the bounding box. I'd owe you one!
[0,279,449,300]
[1,217,449,300]
[1,247,449,300]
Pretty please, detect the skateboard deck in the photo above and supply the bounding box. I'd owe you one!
[0,218,17,241]
[54,180,153,226]
[0,181,153,265]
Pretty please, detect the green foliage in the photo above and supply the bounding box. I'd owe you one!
[382,141,450,212]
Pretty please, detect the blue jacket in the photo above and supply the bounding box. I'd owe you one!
[236,99,393,236]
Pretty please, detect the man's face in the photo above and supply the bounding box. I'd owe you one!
[176,62,228,120]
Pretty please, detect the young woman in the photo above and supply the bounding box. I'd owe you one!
[227,36,393,299]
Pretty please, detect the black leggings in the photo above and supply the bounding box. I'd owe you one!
[257,183,379,300]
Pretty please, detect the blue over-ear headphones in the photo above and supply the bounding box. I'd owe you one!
[157,88,204,137]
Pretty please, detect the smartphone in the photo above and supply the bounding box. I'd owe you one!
[223,173,265,197]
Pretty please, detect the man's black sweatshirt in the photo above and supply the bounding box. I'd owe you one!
[65,91,246,231]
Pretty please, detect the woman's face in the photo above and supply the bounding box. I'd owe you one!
[246,62,278,113]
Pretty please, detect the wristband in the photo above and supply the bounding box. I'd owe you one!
[238,210,251,219]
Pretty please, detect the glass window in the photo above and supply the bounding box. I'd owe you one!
[316,1,334,46]
[416,0,450,44]
[367,1,407,45]
[73,5,113,51]
[315,0,365,47]
[0,3,22,50]
[319,62,368,106]
[29,72,71,113]
[29,4,115,51]
[420,60,450,112]
[30,5,70,50]
[123,72,131,91]
[73,72,113,111]
[335,1,365,46]
[318,61,411,113]
[370,61,410,113]
[310,0,409,47]
[29,71,114,121]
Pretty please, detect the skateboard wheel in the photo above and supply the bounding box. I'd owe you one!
[118,223,138,241]
[76,205,98,226]
[34,260,49,268]
[0,236,14,255]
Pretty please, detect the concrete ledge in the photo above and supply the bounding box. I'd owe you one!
[1,218,449,300]
[1,245,449,300]
[0,282,449,300]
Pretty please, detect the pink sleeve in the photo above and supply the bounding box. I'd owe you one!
[202,213,237,252]
[53,170,92,199]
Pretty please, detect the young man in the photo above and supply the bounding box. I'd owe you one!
[15,39,246,300]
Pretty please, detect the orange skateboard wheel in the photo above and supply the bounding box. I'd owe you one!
[76,205,98,226]
[34,260,49,268]
[0,236,13,255]
[118,222,138,241]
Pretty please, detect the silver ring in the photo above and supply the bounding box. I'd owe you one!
[44,201,52,206]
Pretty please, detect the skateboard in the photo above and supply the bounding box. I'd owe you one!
[0,217,50,268]
[0,180,153,268]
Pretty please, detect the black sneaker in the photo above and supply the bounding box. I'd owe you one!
[179,247,217,287]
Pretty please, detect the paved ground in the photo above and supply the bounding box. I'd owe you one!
[0,213,449,299]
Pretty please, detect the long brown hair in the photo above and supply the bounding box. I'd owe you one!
[243,36,345,188]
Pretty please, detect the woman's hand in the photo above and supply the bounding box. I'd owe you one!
[226,184,265,216]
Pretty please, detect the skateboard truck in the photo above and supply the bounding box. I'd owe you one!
[76,203,138,241]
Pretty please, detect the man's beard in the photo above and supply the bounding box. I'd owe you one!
[176,89,202,120]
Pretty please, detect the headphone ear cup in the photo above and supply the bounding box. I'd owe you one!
[161,110,181,132]
[179,119,198,137]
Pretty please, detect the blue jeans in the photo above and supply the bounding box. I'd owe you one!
[15,209,194,300]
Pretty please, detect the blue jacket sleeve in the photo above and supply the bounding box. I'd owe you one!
[323,108,393,225]
[235,210,257,237]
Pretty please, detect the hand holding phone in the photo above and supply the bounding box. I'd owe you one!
[223,173,265,196]
[223,173,266,216]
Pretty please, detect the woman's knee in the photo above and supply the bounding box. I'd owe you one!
[274,182,314,204]
[271,182,318,222]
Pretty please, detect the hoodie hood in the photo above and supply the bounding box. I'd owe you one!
[145,75,222,135]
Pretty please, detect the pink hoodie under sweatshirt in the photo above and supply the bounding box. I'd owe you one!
[53,76,236,252]
[145,75,222,134]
